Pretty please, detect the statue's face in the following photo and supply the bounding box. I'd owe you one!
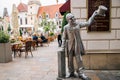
[68,16,76,24]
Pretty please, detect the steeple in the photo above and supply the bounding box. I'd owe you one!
[56,0,58,4]
[3,8,9,17]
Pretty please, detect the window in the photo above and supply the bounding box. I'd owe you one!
[39,16,42,19]
[59,21,61,25]
[20,18,22,25]
[46,13,49,19]
[25,18,27,24]
[39,16,42,20]
[55,12,58,18]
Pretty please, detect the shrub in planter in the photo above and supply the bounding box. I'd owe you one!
[49,32,54,36]
[10,39,16,43]
[0,31,12,63]
[0,31,10,43]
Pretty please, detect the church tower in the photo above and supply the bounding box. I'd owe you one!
[3,8,10,31]
[28,0,41,32]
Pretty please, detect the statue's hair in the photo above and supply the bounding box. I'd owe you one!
[66,13,74,20]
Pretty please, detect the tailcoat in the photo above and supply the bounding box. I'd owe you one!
[62,11,97,73]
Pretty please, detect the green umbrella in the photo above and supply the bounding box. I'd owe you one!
[61,12,68,33]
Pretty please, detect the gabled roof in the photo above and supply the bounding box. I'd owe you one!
[37,4,63,18]
[17,3,28,12]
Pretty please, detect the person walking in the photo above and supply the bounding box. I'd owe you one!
[57,33,62,47]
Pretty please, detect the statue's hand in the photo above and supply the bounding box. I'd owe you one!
[94,10,99,16]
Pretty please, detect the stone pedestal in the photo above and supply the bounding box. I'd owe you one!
[0,43,12,63]
[57,50,66,80]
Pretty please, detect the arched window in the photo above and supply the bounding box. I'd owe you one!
[46,13,49,19]
[20,18,22,25]
[25,18,27,24]
[59,20,61,25]
[55,12,58,18]
[39,15,42,19]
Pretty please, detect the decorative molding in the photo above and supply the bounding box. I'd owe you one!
[86,49,120,53]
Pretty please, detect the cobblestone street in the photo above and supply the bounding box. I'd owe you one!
[0,40,120,80]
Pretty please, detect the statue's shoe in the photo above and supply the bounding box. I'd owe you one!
[78,73,91,80]
[66,73,76,78]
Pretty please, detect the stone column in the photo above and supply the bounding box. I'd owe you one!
[57,50,66,80]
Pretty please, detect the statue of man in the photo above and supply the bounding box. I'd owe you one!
[62,10,99,80]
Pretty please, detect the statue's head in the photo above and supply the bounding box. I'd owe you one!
[66,13,74,21]
[66,13,76,24]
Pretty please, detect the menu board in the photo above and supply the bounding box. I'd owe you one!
[88,0,110,31]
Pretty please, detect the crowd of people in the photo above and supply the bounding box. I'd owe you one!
[32,33,48,46]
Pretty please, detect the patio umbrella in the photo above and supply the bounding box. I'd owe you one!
[11,4,19,36]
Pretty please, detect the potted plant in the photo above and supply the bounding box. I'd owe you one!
[0,31,12,63]
[49,32,55,41]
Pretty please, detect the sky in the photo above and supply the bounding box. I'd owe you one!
[0,0,66,17]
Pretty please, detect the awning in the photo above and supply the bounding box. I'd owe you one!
[59,0,70,15]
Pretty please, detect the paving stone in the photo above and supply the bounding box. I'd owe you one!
[0,40,119,80]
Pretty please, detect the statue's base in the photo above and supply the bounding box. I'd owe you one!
[56,77,64,80]
[57,77,82,80]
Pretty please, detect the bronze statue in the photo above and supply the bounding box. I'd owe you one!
[62,5,107,80]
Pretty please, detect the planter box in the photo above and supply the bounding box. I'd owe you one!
[0,43,12,63]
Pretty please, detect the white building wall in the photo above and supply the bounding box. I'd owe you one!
[18,12,27,25]
[71,0,120,53]
[28,4,39,15]
[28,3,40,31]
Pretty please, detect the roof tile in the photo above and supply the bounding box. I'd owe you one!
[37,4,63,18]
[17,3,28,12]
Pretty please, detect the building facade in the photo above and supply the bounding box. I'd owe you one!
[17,0,40,34]
[70,0,120,69]
[16,0,62,35]
[37,4,63,33]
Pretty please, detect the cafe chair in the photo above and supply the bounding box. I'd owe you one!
[11,44,21,58]
[32,40,37,50]
[20,40,33,58]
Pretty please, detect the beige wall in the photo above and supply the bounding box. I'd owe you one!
[71,0,120,53]
[82,53,120,69]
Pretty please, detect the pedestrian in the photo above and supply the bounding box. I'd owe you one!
[57,33,62,47]
[40,33,48,46]
[32,33,38,47]
[62,10,100,80]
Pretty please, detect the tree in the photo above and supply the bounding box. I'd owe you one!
[61,12,68,33]
[19,29,22,36]
[1,25,4,31]
[7,24,11,33]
